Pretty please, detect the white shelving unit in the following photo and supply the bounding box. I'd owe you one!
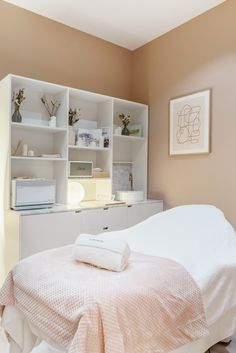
[0,74,148,209]
[11,122,67,133]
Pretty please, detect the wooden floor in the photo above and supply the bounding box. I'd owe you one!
[0,328,236,353]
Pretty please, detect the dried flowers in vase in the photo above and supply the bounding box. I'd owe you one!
[41,95,61,127]
[12,88,26,123]
[11,139,22,156]
[68,108,81,126]
[68,107,81,145]
[118,113,131,136]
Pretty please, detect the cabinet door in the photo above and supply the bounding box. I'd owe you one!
[80,209,103,235]
[101,206,127,232]
[20,211,82,259]
[127,202,163,228]
[80,206,127,235]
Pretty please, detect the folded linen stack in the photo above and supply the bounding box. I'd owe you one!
[74,234,131,272]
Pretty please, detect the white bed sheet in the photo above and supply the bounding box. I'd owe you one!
[2,205,236,353]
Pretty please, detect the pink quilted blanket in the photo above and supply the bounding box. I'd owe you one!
[0,246,208,353]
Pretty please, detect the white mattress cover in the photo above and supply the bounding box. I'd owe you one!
[2,205,236,353]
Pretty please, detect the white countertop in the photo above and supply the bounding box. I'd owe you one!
[9,199,163,216]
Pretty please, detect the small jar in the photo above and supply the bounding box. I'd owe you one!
[22,144,28,157]
[99,136,104,148]
[28,150,34,157]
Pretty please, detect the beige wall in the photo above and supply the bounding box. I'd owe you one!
[132,0,236,228]
[0,1,132,99]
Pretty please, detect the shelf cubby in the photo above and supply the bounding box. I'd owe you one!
[112,99,148,198]
[11,127,68,160]
[68,88,113,179]
[11,75,68,129]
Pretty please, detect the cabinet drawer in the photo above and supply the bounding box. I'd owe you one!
[81,206,127,234]
[20,211,81,258]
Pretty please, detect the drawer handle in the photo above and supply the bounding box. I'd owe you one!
[127,205,132,208]
[103,226,109,230]
[75,210,81,213]
[103,207,109,211]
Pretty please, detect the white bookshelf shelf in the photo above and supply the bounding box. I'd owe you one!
[113,134,146,141]
[11,156,67,162]
[11,122,67,133]
[68,145,111,152]
[113,161,134,164]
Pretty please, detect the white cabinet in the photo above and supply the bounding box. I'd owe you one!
[4,200,163,274]
[80,206,127,235]
[20,211,82,258]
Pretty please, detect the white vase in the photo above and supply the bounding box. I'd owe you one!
[69,126,76,145]
[49,116,57,127]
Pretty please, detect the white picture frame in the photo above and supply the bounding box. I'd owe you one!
[169,89,211,155]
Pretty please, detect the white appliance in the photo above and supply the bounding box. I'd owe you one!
[69,161,93,178]
[11,179,56,210]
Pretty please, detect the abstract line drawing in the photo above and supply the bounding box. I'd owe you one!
[169,89,210,155]
[176,105,201,144]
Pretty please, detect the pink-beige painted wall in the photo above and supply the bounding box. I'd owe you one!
[0,1,132,99]
[1,0,235,228]
[132,0,236,227]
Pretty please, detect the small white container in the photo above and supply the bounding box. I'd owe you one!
[49,116,57,127]
[28,150,34,157]
[99,136,104,148]
[90,140,97,148]
[116,191,144,203]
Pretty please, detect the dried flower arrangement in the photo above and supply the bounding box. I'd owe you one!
[41,95,61,118]
[118,113,131,127]
[11,139,22,156]
[68,108,81,126]
[12,88,26,108]
[12,88,26,123]
[118,113,131,135]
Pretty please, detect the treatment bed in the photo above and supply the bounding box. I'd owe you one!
[1,204,236,353]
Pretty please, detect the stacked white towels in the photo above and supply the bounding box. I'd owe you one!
[74,234,131,272]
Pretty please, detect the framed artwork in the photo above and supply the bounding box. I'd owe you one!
[169,89,211,155]
[128,124,143,137]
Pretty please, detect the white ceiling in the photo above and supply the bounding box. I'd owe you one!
[5,0,225,50]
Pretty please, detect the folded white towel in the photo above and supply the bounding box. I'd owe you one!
[74,234,131,272]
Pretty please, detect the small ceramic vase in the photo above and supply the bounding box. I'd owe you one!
[12,107,22,123]
[49,116,57,128]
[121,124,130,136]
